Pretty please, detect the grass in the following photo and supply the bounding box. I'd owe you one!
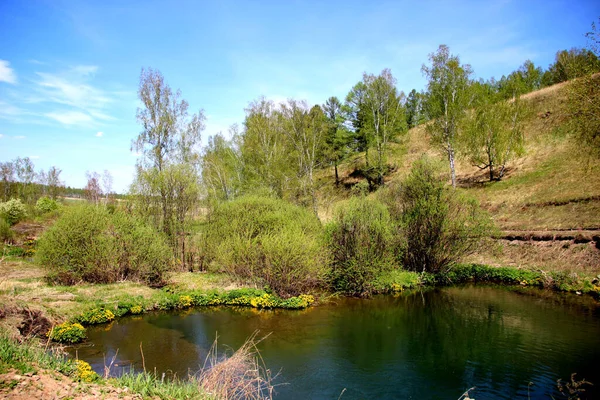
[0,331,274,400]
[0,256,255,334]
[0,333,74,376]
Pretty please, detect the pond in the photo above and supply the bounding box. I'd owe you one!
[68,286,600,399]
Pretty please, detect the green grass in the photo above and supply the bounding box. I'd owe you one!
[111,370,211,400]
[0,333,213,399]
[0,333,74,375]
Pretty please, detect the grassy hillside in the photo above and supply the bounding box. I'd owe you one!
[318,79,600,230]
[315,79,600,273]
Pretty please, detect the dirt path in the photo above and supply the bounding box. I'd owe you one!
[0,368,145,400]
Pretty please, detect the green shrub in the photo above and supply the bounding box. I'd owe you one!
[373,269,422,293]
[47,322,86,344]
[35,196,60,214]
[325,197,396,296]
[76,308,115,325]
[202,196,327,297]
[37,204,173,286]
[0,198,27,226]
[388,156,493,273]
[0,218,14,242]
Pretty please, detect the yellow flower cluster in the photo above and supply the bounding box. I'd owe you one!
[47,322,86,343]
[74,360,98,382]
[177,295,193,308]
[298,294,315,306]
[86,308,115,324]
[391,283,403,292]
[130,305,143,314]
[250,293,278,309]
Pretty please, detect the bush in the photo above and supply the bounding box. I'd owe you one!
[202,196,327,297]
[37,204,173,286]
[388,156,493,273]
[0,198,27,226]
[325,197,396,296]
[0,218,13,242]
[35,196,60,214]
[47,322,86,344]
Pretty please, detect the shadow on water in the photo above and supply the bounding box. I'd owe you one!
[68,285,600,399]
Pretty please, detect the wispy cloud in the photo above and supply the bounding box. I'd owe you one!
[14,135,26,139]
[30,155,40,159]
[96,131,103,137]
[0,60,17,84]
[45,111,93,125]
[1,64,123,128]
[0,134,4,139]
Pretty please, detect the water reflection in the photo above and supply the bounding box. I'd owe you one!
[69,286,600,399]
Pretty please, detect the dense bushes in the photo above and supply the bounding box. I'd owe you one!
[35,196,60,214]
[325,197,396,296]
[385,157,492,273]
[202,196,327,297]
[0,218,13,242]
[0,198,27,225]
[37,204,172,286]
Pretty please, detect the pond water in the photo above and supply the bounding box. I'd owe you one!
[69,286,600,399]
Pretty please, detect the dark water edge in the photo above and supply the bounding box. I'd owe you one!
[68,285,600,399]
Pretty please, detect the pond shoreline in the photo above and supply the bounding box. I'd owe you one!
[1,261,599,399]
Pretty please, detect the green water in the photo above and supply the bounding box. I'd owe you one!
[70,286,600,399]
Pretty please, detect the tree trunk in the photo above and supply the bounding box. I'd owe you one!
[448,146,456,188]
[334,163,339,185]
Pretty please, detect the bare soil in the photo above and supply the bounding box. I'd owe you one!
[0,368,145,400]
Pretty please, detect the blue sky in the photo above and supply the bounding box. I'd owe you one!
[1,0,598,193]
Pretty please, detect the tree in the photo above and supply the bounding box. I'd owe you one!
[131,68,204,266]
[345,70,407,188]
[280,100,327,214]
[240,97,291,198]
[202,130,243,202]
[47,166,64,199]
[84,171,102,203]
[345,81,372,165]
[102,170,113,201]
[15,157,36,203]
[422,45,473,188]
[406,89,427,128]
[362,69,407,186]
[463,82,527,181]
[0,161,14,201]
[542,48,600,86]
[498,60,543,98]
[322,96,352,185]
[566,20,600,158]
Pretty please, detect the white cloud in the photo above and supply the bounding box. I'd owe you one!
[0,60,17,84]
[0,134,4,139]
[30,155,40,159]
[14,135,26,139]
[96,131,103,137]
[45,111,93,125]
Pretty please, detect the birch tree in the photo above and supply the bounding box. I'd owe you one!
[422,45,472,188]
[131,68,203,266]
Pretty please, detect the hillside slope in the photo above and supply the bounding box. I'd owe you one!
[316,79,600,273]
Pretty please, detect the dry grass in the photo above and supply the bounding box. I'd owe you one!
[198,332,276,400]
[167,271,251,292]
[465,240,600,274]
[0,257,244,335]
